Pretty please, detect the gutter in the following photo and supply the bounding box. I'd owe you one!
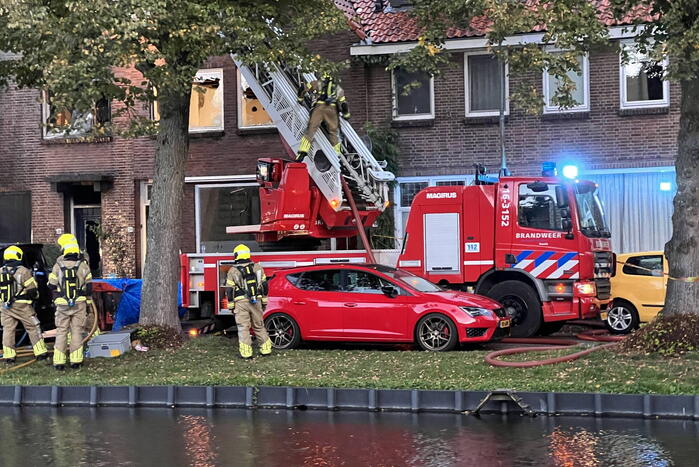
[350,25,646,56]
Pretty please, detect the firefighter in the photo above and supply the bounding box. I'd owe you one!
[225,244,272,359]
[1,246,48,363]
[49,241,92,370]
[296,73,350,162]
[56,233,99,338]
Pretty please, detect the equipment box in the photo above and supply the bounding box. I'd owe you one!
[87,330,133,358]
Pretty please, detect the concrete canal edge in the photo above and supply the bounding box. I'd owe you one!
[0,385,697,420]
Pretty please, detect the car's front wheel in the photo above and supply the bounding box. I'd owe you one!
[415,313,458,351]
[264,313,301,350]
[605,301,640,334]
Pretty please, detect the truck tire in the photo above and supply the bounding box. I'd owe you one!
[486,281,542,338]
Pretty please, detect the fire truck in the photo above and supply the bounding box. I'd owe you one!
[180,58,613,337]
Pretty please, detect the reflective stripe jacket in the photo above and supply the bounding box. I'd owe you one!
[49,256,92,306]
[298,79,348,112]
[225,261,267,304]
[1,265,37,305]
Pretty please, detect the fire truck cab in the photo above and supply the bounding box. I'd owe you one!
[397,175,613,337]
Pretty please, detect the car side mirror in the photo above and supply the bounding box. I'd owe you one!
[381,285,398,298]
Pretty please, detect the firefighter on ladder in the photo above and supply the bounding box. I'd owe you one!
[49,240,93,370]
[1,246,49,364]
[296,73,350,162]
[225,244,273,359]
[57,233,100,339]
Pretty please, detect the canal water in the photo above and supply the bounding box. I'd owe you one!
[0,407,696,466]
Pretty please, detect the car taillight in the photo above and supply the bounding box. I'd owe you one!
[574,282,596,297]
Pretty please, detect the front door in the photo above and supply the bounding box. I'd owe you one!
[73,205,101,277]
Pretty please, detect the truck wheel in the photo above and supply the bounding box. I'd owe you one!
[605,300,639,335]
[264,313,301,350]
[415,313,458,351]
[486,281,542,338]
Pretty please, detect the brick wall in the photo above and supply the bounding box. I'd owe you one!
[0,34,682,276]
[362,43,680,178]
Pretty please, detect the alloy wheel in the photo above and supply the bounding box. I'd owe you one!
[266,315,295,349]
[607,306,633,332]
[418,316,452,351]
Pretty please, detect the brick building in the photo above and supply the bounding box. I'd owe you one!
[0,1,677,277]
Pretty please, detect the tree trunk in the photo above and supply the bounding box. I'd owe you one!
[664,78,699,316]
[139,91,191,329]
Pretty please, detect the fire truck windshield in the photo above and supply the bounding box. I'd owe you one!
[574,183,610,238]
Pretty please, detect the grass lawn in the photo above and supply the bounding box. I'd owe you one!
[1,336,698,394]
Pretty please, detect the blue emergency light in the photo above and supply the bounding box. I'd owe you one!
[541,162,557,177]
[562,165,579,180]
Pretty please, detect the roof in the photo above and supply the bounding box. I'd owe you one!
[335,1,655,44]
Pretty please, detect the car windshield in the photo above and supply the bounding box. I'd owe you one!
[380,268,442,292]
[575,183,610,238]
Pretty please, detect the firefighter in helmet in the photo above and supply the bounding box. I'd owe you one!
[1,246,48,363]
[56,233,99,339]
[296,73,350,162]
[49,240,93,370]
[225,244,272,359]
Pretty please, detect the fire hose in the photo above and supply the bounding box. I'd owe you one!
[485,330,625,368]
[0,302,99,375]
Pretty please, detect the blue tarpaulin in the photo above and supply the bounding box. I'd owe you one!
[93,279,185,331]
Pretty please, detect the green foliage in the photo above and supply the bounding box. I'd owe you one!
[0,0,348,135]
[89,223,131,278]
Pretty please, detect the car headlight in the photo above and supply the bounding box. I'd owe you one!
[460,306,493,318]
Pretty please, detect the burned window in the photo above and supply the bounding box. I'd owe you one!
[238,70,273,129]
[44,92,110,138]
[152,68,224,132]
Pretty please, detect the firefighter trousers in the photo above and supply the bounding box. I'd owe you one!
[53,302,87,365]
[299,103,341,154]
[1,303,47,358]
[234,300,271,351]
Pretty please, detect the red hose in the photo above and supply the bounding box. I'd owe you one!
[486,330,624,368]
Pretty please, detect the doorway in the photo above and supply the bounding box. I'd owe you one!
[71,190,102,278]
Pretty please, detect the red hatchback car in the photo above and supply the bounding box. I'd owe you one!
[263,264,510,351]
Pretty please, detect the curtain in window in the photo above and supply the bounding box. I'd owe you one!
[468,55,503,112]
[395,69,431,115]
[585,172,675,253]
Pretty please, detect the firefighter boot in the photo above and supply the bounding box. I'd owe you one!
[259,339,272,356]
[296,137,312,162]
[53,348,67,371]
[239,342,253,359]
[3,346,16,364]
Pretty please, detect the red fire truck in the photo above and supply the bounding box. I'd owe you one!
[181,159,613,337]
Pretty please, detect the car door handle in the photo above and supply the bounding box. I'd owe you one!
[292,301,306,305]
[343,303,357,308]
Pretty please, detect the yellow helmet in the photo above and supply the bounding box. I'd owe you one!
[57,233,77,248]
[3,245,23,262]
[233,244,251,260]
[63,243,80,256]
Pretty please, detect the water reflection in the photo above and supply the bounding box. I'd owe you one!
[0,407,695,467]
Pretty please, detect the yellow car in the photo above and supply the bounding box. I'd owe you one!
[601,251,666,334]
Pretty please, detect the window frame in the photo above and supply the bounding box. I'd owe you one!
[516,182,566,232]
[189,68,225,134]
[391,68,435,121]
[42,91,111,139]
[542,53,590,114]
[622,255,664,277]
[294,269,345,292]
[619,40,670,110]
[236,69,275,130]
[194,181,260,253]
[463,51,510,118]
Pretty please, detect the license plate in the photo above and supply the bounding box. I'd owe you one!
[499,319,510,328]
[600,312,608,321]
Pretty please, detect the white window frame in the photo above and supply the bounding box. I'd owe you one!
[394,175,474,248]
[464,51,510,117]
[189,68,225,134]
[194,180,258,254]
[391,68,435,121]
[236,69,275,130]
[619,40,670,110]
[41,91,109,139]
[542,53,590,114]
[139,181,152,274]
